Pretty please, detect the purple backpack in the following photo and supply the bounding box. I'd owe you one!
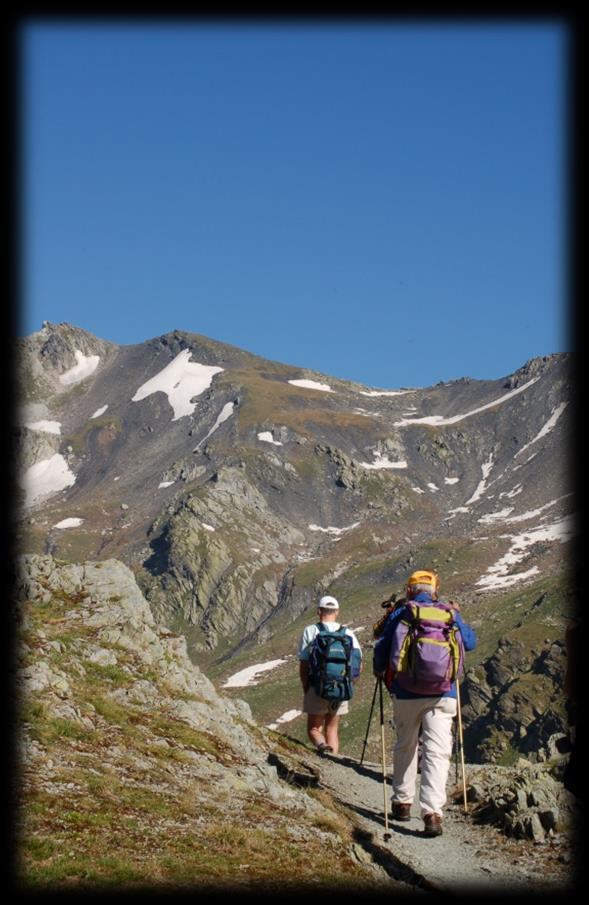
[388,601,464,694]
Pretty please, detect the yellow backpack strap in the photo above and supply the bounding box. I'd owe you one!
[412,604,452,623]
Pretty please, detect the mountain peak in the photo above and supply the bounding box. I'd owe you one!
[504,352,569,389]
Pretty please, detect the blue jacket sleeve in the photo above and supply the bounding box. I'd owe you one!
[372,606,406,673]
[455,612,477,651]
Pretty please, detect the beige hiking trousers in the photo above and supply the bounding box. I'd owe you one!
[391,695,457,817]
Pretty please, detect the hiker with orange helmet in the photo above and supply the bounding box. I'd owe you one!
[373,569,476,837]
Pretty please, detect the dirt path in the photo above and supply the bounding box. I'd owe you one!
[312,751,573,895]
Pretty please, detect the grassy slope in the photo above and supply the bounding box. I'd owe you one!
[16,585,390,892]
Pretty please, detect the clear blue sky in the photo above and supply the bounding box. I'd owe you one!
[21,21,567,388]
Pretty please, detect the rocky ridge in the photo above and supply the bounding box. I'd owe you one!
[15,553,405,891]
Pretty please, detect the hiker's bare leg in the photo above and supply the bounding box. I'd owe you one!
[307,714,327,749]
[324,713,340,754]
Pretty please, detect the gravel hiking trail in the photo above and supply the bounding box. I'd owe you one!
[311,751,575,895]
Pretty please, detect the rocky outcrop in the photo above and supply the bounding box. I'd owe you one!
[461,636,569,764]
[17,554,258,749]
[140,467,307,650]
[18,322,116,398]
[15,553,393,890]
[466,762,576,844]
[504,354,565,389]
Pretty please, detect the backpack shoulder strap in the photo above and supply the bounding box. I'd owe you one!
[402,602,418,624]
[436,600,453,612]
[435,601,456,623]
[329,625,348,642]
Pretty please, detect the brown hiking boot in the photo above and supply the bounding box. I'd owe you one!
[423,813,443,836]
[391,802,412,821]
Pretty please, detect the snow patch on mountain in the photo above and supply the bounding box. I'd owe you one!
[393,377,541,427]
[515,402,567,459]
[53,517,84,529]
[478,508,514,525]
[288,379,332,392]
[359,453,408,470]
[504,496,571,524]
[257,431,283,446]
[475,515,575,591]
[465,454,495,506]
[266,709,302,731]
[21,454,76,508]
[446,506,470,519]
[194,401,236,450]
[513,453,539,472]
[500,484,523,499]
[477,496,570,527]
[25,420,61,435]
[476,566,541,591]
[359,388,412,397]
[309,522,360,535]
[223,659,289,688]
[90,405,109,419]
[132,349,224,420]
[59,350,100,386]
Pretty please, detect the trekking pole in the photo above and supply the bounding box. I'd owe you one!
[360,677,379,766]
[454,717,459,784]
[379,678,391,841]
[455,679,468,813]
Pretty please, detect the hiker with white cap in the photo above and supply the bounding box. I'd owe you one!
[298,595,363,755]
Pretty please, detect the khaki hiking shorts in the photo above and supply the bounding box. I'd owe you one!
[303,686,349,716]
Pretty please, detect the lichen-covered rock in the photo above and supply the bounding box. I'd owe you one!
[461,635,568,764]
[140,466,309,650]
[466,762,576,842]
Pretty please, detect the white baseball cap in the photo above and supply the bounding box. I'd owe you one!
[318,595,339,610]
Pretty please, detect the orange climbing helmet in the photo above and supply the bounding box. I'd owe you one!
[406,569,440,600]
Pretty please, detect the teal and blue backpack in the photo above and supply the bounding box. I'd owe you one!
[309,624,360,703]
